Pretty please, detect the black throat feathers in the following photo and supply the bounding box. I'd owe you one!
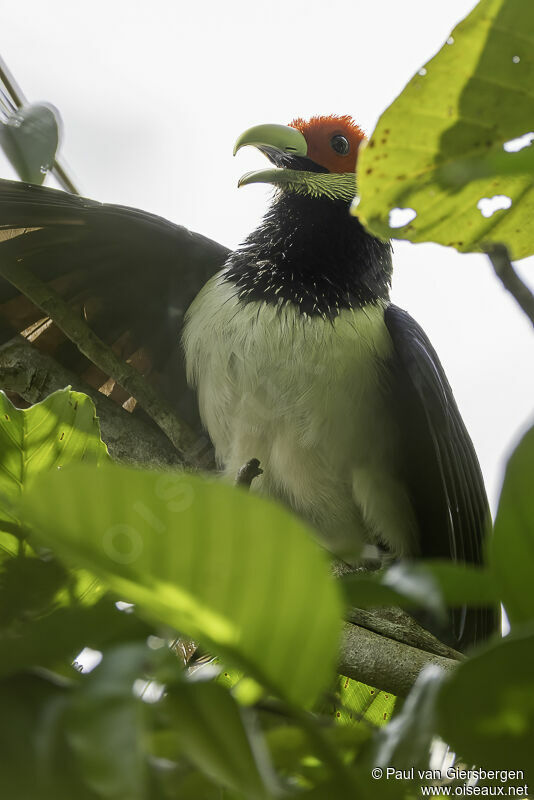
[223,192,392,318]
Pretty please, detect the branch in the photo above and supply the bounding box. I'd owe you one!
[338,603,463,697]
[0,255,200,460]
[0,335,215,469]
[339,620,457,697]
[486,243,534,327]
[346,606,463,661]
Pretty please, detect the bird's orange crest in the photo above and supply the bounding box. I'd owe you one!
[289,115,365,174]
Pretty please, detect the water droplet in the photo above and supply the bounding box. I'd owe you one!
[447,36,455,45]
[418,67,427,76]
[512,55,520,63]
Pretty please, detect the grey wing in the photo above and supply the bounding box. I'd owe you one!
[384,304,497,649]
[0,177,229,423]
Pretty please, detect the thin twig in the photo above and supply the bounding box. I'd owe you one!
[0,54,26,107]
[0,257,199,460]
[235,458,263,489]
[52,159,79,195]
[0,85,16,115]
[486,243,534,328]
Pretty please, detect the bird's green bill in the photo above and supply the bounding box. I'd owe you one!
[237,168,304,189]
[233,123,307,188]
[233,123,307,158]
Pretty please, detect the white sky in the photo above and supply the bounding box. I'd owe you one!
[1,0,532,510]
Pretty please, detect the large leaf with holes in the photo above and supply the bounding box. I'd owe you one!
[356,0,534,259]
[0,389,110,535]
[21,464,342,708]
[492,425,534,626]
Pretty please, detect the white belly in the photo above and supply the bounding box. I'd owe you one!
[183,270,417,559]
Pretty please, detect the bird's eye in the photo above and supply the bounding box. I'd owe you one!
[330,134,350,155]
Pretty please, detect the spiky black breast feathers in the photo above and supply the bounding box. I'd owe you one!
[223,193,392,319]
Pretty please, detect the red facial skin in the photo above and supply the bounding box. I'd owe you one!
[289,115,365,173]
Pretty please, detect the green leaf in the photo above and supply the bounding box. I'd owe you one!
[0,595,149,679]
[0,646,157,800]
[492,425,534,626]
[413,561,498,607]
[0,671,96,800]
[332,675,396,728]
[0,102,60,184]
[0,389,110,535]
[341,562,445,621]
[437,137,534,186]
[21,464,343,708]
[356,0,534,259]
[298,777,362,800]
[0,555,67,626]
[157,769,240,800]
[262,725,314,783]
[299,771,404,800]
[164,679,274,799]
[264,722,370,794]
[64,643,150,800]
[436,628,534,773]
[215,660,245,691]
[0,530,18,556]
[341,560,497,614]
[374,665,445,769]
[340,572,414,610]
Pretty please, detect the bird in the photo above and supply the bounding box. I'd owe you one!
[0,114,496,650]
[183,114,496,650]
